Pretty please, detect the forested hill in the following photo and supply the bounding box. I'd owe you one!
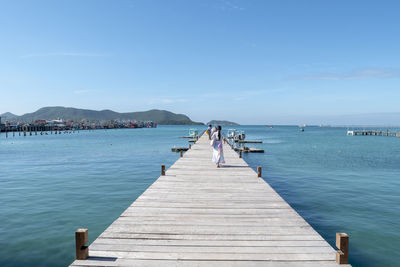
[1,107,203,125]
[207,120,239,126]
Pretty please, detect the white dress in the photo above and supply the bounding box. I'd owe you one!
[211,132,225,164]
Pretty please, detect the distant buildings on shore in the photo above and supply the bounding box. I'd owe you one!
[0,117,5,131]
[0,118,157,132]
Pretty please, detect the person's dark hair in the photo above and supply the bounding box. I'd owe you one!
[208,124,212,127]
[217,125,222,140]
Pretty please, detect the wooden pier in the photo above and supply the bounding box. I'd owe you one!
[235,140,263,143]
[347,129,400,137]
[70,133,350,267]
[235,147,265,153]
[171,147,189,152]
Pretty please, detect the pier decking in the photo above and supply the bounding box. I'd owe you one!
[70,133,349,266]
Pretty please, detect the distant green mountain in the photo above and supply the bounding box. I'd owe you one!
[4,107,203,125]
[208,120,239,126]
[0,112,18,121]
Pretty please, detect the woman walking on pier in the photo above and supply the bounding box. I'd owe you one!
[207,124,212,140]
[211,125,225,167]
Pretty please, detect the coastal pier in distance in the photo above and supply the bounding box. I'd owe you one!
[70,133,351,266]
[347,129,400,137]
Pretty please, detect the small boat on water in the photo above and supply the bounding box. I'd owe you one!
[226,129,245,141]
[227,129,236,139]
[236,131,246,141]
[299,124,306,132]
[188,128,198,137]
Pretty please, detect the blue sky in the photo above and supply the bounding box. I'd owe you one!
[1,0,399,124]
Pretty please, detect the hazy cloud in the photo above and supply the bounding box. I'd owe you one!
[203,0,244,11]
[73,90,93,95]
[21,52,110,58]
[200,88,286,100]
[220,0,244,11]
[297,68,400,80]
[148,98,189,105]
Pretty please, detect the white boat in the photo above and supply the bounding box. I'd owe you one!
[236,131,246,141]
[188,129,198,137]
[227,129,246,141]
[299,124,306,132]
[227,129,236,139]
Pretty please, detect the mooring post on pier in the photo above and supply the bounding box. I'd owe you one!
[75,229,88,260]
[257,166,262,177]
[161,165,165,176]
[239,150,242,158]
[180,150,183,157]
[189,144,191,149]
[335,232,349,264]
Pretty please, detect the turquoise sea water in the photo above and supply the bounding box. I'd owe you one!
[0,126,399,267]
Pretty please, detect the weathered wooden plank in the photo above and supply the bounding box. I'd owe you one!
[104,226,317,236]
[121,208,297,216]
[114,217,309,226]
[84,250,337,261]
[98,232,326,241]
[137,195,283,200]
[89,244,335,254]
[130,202,291,208]
[92,238,332,247]
[71,259,350,267]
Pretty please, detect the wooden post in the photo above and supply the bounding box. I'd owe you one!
[239,151,242,158]
[336,233,349,264]
[257,166,262,177]
[161,165,165,176]
[189,144,191,149]
[5,130,8,138]
[75,229,88,260]
[180,150,183,157]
